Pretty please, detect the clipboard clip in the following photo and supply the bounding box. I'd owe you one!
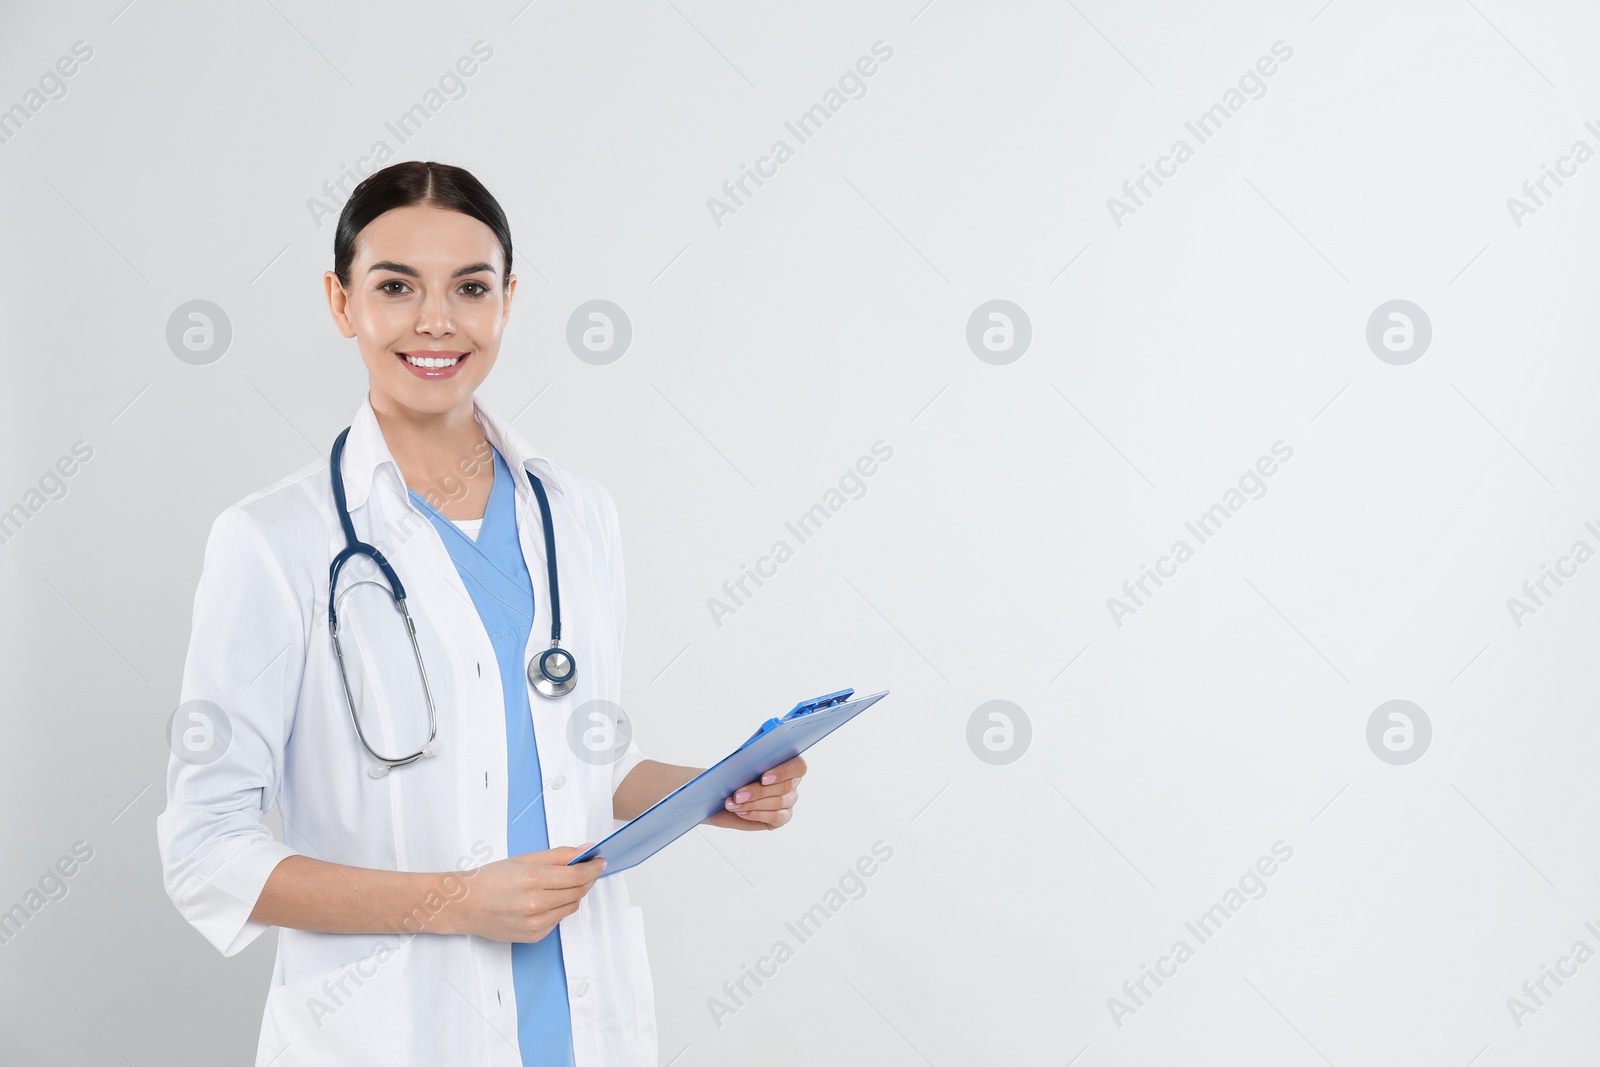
[741,688,855,746]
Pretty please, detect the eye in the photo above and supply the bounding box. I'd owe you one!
[460,281,489,297]
[378,279,411,295]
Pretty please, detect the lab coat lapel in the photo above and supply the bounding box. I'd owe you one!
[339,399,509,871]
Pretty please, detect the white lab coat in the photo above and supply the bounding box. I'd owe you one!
[156,395,658,1066]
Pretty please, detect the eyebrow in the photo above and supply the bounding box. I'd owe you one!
[367,260,497,279]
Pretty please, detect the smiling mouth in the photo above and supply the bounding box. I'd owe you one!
[396,350,471,379]
[399,351,467,368]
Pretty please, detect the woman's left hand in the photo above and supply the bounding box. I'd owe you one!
[710,755,807,831]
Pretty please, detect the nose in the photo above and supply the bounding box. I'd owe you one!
[414,284,453,336]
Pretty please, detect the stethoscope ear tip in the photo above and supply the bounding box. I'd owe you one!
[368,762,392,779]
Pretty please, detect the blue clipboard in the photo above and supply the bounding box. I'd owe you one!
[568,688,889,877]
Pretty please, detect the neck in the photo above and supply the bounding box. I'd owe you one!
[368,389,488,492]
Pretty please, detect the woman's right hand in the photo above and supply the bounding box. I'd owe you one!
[457,845,606,942]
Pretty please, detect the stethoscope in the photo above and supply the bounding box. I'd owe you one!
[327,426,577,778]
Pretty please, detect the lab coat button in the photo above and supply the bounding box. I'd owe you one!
[574,979,589,997]
[550,774,567,790]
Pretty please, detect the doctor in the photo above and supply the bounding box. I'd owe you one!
[157,160,806,1067]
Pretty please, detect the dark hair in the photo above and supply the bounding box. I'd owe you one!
[332,161,513,291]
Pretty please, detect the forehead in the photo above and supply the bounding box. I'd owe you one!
[352,204,503,271]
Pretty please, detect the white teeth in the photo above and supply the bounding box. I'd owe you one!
[404,353,462,369]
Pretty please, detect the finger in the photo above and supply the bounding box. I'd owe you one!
[535,883,593,910]
[512,843,595,865]
[529,900,582,934]
[735,806,793,829]
[757,755,807,786]
[726,790,798,813]
[734,791,797,815]
[531,855,607,889]
[733,767,802,802]
[726,777,800,811]
[566,856,607,885]
[529,875,603,916]
[723,784,761,810]
[724,775,802,810]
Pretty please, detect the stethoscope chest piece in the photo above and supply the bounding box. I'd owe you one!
[529,644,578,697]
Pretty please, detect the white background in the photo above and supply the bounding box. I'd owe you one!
[3,1,1599,1064]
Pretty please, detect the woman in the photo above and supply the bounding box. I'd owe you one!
[156,160,805,1066]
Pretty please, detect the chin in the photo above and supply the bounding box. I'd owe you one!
[378,377,479,416]
[411,386,476,413]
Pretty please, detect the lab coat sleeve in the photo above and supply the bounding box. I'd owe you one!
[156,504,306,957]
[600,481,647,798]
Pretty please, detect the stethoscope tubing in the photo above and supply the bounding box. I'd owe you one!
[327,425,574,773]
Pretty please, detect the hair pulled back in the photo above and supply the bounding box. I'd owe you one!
[332,161,512,291]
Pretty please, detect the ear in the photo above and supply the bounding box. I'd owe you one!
[500,273,517,325]
[325,271,357,339]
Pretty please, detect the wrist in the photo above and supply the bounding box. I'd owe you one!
[412,869,475,936]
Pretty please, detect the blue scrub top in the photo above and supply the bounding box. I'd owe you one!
[409,446,575,1067]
